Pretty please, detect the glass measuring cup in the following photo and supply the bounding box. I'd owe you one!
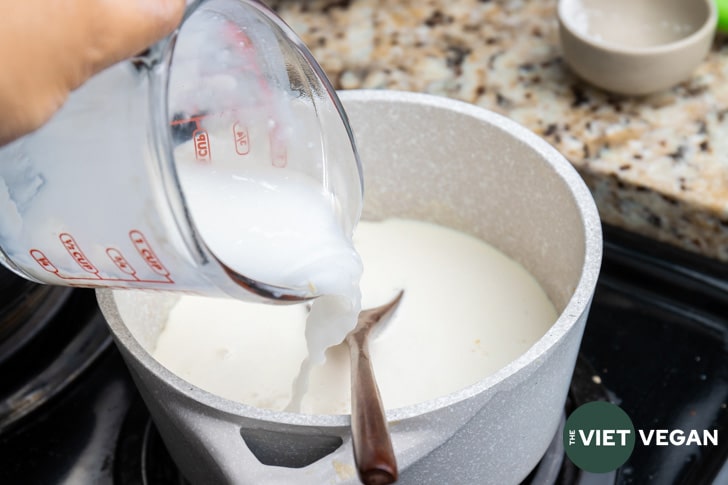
[0,0,363,302]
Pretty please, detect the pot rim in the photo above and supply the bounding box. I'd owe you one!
[98,89,602,428]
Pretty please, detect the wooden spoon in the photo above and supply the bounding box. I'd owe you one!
[345,290,404,485]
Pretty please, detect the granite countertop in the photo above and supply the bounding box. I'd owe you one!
[271,0,728,261]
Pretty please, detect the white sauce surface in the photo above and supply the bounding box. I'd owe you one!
[153,218,557,415]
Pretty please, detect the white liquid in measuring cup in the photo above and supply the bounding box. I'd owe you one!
[153,219,558,414]
[176,161,361,298]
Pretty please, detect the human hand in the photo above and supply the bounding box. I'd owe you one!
[0,0,186,146]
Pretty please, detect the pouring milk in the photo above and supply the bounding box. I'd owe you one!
[173,135,363,409]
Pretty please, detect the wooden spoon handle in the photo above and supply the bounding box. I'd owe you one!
[348,336,398,485]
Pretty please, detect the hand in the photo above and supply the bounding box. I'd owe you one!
[0,0,186,146]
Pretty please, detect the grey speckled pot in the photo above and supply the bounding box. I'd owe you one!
[97,90,602,485]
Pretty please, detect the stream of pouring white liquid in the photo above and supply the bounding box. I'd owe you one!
[153,218,558,414]
[175,161,363,412]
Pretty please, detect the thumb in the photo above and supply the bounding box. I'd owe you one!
[79,0,188,79]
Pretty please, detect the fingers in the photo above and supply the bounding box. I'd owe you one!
[0,0,186,146]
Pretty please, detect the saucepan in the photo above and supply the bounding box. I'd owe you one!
[97,90,602,484]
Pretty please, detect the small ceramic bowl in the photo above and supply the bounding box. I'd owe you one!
[558,0,717,96]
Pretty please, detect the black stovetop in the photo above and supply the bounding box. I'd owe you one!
[0,224,727,485]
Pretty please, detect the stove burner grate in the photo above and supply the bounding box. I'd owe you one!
[0,286,111,432]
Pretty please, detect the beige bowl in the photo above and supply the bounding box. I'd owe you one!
[558,0,717,95]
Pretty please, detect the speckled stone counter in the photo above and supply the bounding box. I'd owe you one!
[271,0,728,261]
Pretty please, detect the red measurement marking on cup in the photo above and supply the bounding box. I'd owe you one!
[29,244,172,284]
[106,248,138,278]
[225,25,287,166]
[129,230,173,282]
[59,233,100,276]
[30,249,60,275]
[169,116,213,164]
[232,122,250,155]
[193,129,212,162]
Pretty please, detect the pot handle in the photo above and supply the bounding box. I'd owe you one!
[183,409,468,484]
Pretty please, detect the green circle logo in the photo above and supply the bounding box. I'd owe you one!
[563,401,635,473]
